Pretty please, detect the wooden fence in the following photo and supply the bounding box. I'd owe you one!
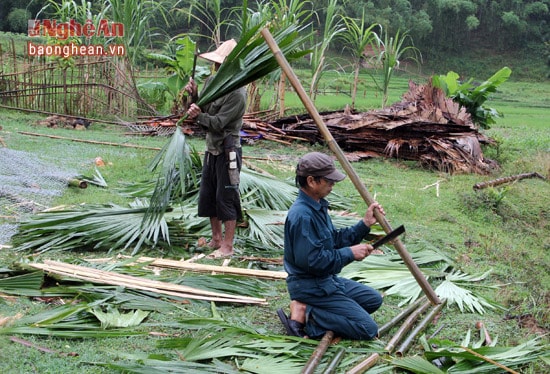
[0,38,154,120]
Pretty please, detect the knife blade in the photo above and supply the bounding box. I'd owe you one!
[371,225,405,249]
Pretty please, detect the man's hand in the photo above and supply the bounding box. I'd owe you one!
[350,243,374,261]
[363,202,385,227]
[184,77,197,97]
[187,103,201,119]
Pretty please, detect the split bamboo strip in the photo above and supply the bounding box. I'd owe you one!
[261,27,441,306]
[136,256,287,280]
[301,330,335,374]
[29,260,266,305]
[377,296,427,337]
[459,346,520,374]
[346,352,380,374]
[384,299,432,353]
[395,299,447,356]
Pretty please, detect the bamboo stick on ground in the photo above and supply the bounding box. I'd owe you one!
[384,299,432,353]
[68,179,87,189]
[322,347,346,374]
[473,172,545,190]
[378,296,428,337]
[134,256,287,280]
[302,330,335,374]
[29,260,266,305]
[459,346,520,374]
[261,27,441,306]
[346,352,380,374]
[395,299,447,356]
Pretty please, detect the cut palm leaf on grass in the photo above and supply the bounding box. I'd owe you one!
[393,335,548,374]
[145,22,311,228]
[341,251,501,314]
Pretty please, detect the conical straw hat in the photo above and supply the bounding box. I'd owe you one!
[198,39,237,64]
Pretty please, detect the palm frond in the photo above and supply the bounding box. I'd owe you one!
[13,201,169,254]
[423,336,547,373]
[239,167,296,210]
[341,252,502,313]
[242,209,286,249]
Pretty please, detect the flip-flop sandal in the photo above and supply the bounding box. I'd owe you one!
[277,308,306,338]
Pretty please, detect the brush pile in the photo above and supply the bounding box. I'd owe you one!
[130,80,498,174]
[264,80,499,174]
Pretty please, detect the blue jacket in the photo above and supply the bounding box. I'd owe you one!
[284,189,371,297]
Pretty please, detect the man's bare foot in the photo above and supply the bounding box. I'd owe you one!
[289,300,307,324]
[206,249,233,259]
[208,239,221,249]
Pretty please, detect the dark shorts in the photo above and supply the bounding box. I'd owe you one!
[198,150,243,222]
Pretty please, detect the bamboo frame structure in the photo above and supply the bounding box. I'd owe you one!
[261,28,441,306]
[0,41,153,119]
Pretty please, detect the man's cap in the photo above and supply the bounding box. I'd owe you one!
[198,39,237,64]
[296,152,346,182]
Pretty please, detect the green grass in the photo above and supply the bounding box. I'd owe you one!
[1,72,549,373]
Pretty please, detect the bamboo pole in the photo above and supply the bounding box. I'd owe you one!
[384,299,432,353]
[68,179,88,189]
[261,28,441,306]
[377,296,427,337]
[346,352,380,374]
[322,347,346,374]
[395,299,447,356]
[473,172,545,190]
[302,330,335,374]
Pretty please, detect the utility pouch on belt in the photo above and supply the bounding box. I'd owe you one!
[224,136,240,186]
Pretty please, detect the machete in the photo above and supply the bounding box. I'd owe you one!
[371,225,405,249]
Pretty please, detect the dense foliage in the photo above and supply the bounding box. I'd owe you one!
[2,0,548,58]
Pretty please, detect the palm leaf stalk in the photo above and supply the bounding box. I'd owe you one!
[146,23,311,227]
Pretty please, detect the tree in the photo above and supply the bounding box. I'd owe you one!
[373,28,420,107]
[339,12,379,109]
[309,0,346,101]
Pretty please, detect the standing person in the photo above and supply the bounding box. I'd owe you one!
[185,39,247,259]
[278,152,385,340]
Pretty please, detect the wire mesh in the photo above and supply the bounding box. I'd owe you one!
[0,148,78,245]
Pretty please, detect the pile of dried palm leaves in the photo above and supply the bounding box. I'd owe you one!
[131,80,498,175]
[265,80,499,175]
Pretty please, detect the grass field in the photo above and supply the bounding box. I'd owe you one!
[0,69,548,373]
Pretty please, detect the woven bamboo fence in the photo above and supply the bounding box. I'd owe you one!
[0,38,154,119]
